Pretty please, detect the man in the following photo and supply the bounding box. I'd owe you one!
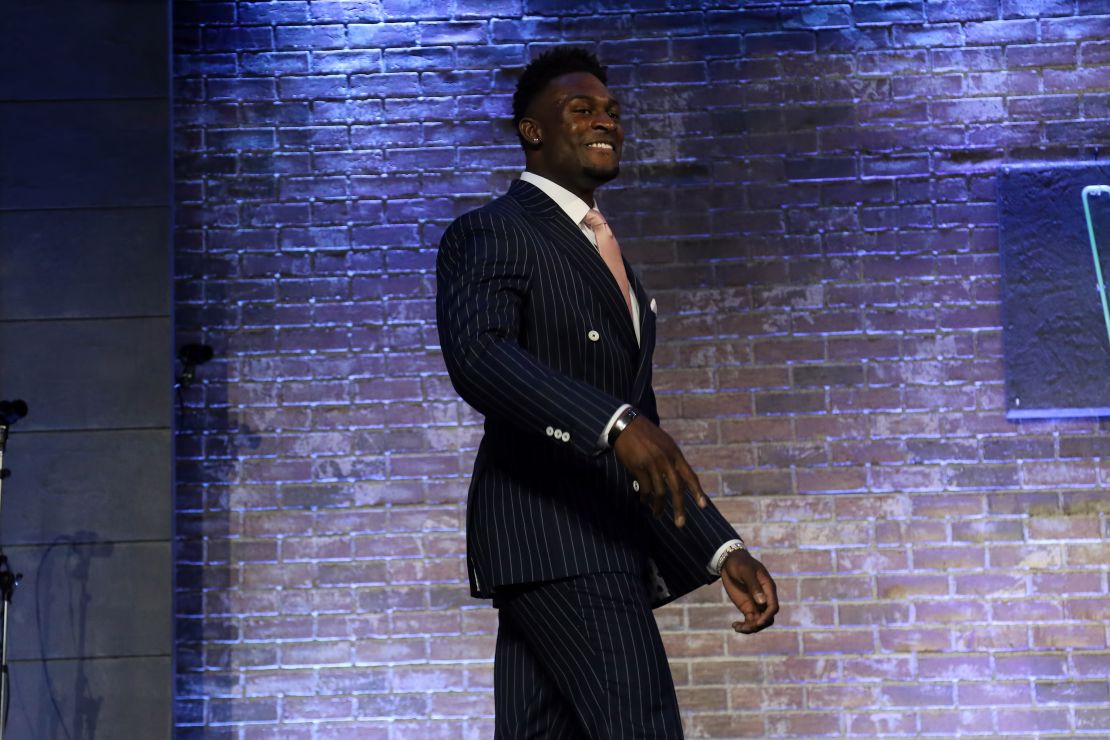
[436,48,779,738]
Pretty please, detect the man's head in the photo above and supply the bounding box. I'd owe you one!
[513,48,624,204]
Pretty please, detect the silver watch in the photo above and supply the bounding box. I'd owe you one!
[607,407,639,447]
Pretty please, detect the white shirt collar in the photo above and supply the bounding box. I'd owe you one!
[519,171,595,226]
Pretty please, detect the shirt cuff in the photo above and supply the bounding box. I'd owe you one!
[707,538,746,575]
[597,403,632,448]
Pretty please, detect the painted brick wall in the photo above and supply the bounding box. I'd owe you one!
[173,1,1110,737]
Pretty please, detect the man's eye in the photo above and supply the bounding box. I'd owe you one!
[574,108,591,114]
[609,111,620,120]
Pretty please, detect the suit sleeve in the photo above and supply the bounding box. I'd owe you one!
[436,210,624,458]
[645,492,742,594]
[637,380,744,595]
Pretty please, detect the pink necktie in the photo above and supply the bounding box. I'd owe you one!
[582,208,633,316]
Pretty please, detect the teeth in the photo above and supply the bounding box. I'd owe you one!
[587,143,613,149]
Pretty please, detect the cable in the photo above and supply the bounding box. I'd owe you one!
[35,537,75,740]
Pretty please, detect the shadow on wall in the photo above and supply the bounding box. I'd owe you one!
[12,535,112,739]
[174,340,242,715]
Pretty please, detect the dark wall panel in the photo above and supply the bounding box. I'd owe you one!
[0,100,169,210]
[0,0,167,100]
[0,2,172,728]
[6,541,171,660]
[0,318,170,431]
[0,430,171,545]
[7,657,171,740]
[0,209,170,320]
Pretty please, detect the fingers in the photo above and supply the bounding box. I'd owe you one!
[648,468,666,518]
[722,556,780,635]
[733,615,775,634]
[736,582,771,632]
[733,599,774,634]
[677,457,708,509]
[642,456,686,526]
[613,416,703,528]
[663,465,685,527]
[731,599,773,635]
[727,589,761,634]
[756,567,780,614]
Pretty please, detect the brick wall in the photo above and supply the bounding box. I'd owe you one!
[174,1,1110,737]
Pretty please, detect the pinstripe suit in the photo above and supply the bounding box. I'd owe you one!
[437,178,741,736]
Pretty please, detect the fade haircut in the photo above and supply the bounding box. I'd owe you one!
[512,47,608,146]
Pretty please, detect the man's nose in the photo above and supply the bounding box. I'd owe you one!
[592,113,617,129]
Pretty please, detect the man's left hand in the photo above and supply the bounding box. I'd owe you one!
[721,549,779,634]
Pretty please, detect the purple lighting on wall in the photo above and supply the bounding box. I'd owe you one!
[174,2,1110,736]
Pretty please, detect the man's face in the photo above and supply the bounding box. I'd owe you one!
[523,72,624,197]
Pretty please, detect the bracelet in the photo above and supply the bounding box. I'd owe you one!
[714,541,747,575]
[607,407,639,447]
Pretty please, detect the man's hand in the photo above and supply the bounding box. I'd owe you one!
[721,549,779,634]
[612,416,708,528]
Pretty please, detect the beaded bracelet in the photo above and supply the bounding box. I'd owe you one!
[714,541,747,575]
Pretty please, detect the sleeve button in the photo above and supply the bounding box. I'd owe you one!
[546,426,554,436]
[587,330,600,342]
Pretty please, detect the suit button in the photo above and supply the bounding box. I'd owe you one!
[546,426,554,436]
[587,330,600,342]
[632,480,640,492]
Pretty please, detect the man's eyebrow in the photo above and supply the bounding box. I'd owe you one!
[564,94,621,106]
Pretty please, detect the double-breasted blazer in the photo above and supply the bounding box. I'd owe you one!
[436,179,741,608]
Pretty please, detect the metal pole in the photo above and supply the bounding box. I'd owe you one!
[0,566,11,740]
[0,417,24,740]
[1081,185,1110,347]
[0,423,8,740]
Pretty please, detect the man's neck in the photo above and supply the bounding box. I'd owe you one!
[523,167,595,207]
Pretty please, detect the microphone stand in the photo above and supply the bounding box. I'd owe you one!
[0,401,27,740]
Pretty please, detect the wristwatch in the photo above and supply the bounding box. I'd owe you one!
[607,407,640,447]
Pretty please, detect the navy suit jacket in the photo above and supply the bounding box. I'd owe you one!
[436,179,741,607]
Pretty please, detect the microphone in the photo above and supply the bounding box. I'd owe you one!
[0,399,27,426]
[176,343,214,389]
[178,343,214,366]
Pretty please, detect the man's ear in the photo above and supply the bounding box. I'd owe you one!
[518,117,541,146]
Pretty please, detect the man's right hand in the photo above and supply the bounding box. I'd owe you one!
[612,416,709,528]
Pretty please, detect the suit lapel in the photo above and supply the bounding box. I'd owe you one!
[509,180,640,353]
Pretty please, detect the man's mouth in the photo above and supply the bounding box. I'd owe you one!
[586,142,615,151]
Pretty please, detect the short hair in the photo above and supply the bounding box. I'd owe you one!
[512,47,608,139]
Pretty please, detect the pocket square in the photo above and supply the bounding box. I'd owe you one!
[649,298,657,314]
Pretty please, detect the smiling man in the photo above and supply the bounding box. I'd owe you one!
[436,48,779,738]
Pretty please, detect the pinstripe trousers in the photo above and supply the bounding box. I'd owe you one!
[493,572,684,739]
